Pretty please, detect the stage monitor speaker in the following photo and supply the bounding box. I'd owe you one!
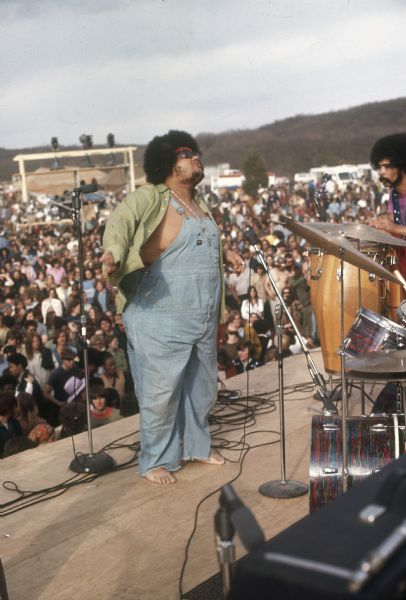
[229,454,406,600]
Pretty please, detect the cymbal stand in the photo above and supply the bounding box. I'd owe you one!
[339,247,349,494]
[244,229,337,414]
[259,304,308,499]
[356,238,366,416]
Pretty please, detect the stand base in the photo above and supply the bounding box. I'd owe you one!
[69,452,116,474]
[259,480,308,499]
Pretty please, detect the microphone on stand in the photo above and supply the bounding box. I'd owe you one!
[72,183,98,212]
[214,484,265,597]
[243,227,260,246]
[220,484,265,552]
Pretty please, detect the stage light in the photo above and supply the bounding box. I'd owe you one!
[79,134,94,167]
[50,136,62,169]
[106,132,117,165]
[107,133,115,148]
[79,134,93,150]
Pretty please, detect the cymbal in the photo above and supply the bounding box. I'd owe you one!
[306,222,406,247]
[279,215,399,284]
[345,349,406,378]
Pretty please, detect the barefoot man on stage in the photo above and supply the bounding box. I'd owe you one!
[102,130,245,484]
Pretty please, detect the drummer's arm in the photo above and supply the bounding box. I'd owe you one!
[371,214,406,236]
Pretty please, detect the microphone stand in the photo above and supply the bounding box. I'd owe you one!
[259,304,308,499]
[214,503,236,597]
[214,484,266,595]
[312,172,332,222]
[244,228,337,414]
[68,184,116,474]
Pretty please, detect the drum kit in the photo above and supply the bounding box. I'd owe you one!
[279,216,406,511]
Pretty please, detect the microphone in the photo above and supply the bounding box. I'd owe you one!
[220,484,265,552]
[73,183,98,195]
[243,228,260,246]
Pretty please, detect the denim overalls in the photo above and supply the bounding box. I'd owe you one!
[122,197,221,475]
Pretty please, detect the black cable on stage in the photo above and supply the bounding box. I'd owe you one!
[0,430,141,517]
[178,428,280,600]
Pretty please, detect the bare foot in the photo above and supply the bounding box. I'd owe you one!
[144,467,177,484]
[196,448,225,465]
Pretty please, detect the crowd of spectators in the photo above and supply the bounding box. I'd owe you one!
[0,172,387,457]
[211,175,388,378]
[0,184,136,458]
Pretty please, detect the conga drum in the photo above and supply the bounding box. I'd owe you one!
[313,243,385,374]
[384,249,406,321]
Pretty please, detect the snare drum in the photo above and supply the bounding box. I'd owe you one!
[309,414,402,511]
[342,307,406,356]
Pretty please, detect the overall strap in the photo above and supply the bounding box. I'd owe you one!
[169,194,185,214]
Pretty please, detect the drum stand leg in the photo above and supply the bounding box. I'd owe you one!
[360,381,366,416]
[259,304,308,499]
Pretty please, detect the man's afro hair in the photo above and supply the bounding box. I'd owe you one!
[143,130,201,184]
[370,133,406,171]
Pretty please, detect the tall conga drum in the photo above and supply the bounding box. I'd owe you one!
[312,243,385,374]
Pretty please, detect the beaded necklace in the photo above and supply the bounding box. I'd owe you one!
[170,189,203,220]
[170,189,210,238]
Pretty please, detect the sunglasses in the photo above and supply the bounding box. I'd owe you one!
[175,146,201,160]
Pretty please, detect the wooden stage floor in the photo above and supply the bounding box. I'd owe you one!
[0,350,381,600]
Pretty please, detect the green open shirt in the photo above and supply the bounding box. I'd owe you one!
[102,182,226,321]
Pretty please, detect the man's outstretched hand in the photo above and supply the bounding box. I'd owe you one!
[101,251,120,276]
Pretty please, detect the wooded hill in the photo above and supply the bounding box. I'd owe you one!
[1,97,405,181]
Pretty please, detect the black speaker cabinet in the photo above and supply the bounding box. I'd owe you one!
[229,454,406,599]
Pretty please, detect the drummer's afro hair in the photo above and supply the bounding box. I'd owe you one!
[370,133,406,171]
[143,130,201,184]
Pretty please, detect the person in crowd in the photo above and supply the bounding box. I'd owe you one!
[16,392,54,443]
[0,391,24,457]
[100,351,126,404]
[232,341,263,374]
[90,384,122,428]
[41,287,64,322]
[58,401,87,439]
[56,276,72,308]
[24,333,55,387]
[46,258,67,286]
[105,333,128,371]
[48,328,74,367]
[241,285,264,320]
[93,278,115,313]
[7,352,44,407]
[43,349,78,426]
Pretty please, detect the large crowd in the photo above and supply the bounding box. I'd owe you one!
[0,173,387,457]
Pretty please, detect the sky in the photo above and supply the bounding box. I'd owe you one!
[1,0,405,149]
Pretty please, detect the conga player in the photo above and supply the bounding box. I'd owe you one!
[371,133,406,275]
